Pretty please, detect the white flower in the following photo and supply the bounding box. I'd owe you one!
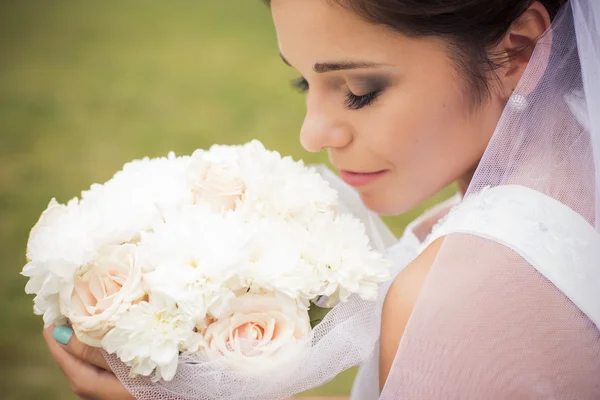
[22,153,193,326]
[187,149,245,212]
[25,197,92,276]
[203,292,310,372]
[142,265,237,323]
[78,152,194,247]
[233,141,339,225]
[138,206,251,321]
[236,219,323,300]
[59,244,146,347]
[22,198,89,327]
[102,294,204,382]
[27,198,70,260]
[302,213,392,301]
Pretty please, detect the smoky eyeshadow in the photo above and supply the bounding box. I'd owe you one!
[350,75,391,95]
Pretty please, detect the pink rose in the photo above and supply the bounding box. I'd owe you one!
[188,150,245,212]
[60,244,145,347]
[204,292,311,371]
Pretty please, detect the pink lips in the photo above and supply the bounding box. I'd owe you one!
[339,170,387,187]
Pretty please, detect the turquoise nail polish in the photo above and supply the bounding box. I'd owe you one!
[53,325,73,345]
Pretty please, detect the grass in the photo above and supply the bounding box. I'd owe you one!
[0,2,454,398]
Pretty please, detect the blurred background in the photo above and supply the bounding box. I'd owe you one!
[0,1,454,399]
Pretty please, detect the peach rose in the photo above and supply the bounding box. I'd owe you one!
[188,150,245,212]
[60,243,145,347]
[204,292,311,371]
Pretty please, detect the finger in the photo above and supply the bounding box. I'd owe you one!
[43,324,75,374]
[47,325,111,371]
[43,326,134,400]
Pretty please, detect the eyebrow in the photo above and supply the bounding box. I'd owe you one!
[279,53,383,73]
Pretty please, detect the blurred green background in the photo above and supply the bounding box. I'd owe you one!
[0,1,454,399]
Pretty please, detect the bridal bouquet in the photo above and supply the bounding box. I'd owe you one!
[22,140,393,399]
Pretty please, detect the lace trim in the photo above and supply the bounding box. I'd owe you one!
[424,184,600,330]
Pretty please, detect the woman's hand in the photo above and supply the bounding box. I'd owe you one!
[43,325,134,400]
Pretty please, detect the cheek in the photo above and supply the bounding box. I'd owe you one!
[360,91,488,214]
[385,88,473,166]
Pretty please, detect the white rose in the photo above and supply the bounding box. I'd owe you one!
[60,243,145,347]
[203,292,311,371]
[188,149,245,212]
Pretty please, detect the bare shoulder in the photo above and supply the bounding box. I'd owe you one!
[378,236,445,391]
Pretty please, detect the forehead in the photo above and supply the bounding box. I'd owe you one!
[270,0,409,66]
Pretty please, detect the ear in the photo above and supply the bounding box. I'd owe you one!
[495,1,553,99]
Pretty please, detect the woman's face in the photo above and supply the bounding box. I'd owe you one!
[271,0,508,215]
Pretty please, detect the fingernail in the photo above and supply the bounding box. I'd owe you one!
[53,325,73,345]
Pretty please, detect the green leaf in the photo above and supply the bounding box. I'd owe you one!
[308,303,332,329]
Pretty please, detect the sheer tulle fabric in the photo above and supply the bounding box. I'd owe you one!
[381,236,600,399]
[379,1,600,398]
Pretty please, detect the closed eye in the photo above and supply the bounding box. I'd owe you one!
[291,76,383,110]
[345,89,382,110]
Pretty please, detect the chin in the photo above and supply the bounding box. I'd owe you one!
[358,191,412,216]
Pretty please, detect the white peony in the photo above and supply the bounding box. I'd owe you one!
[102,293,205,382]
[203,292,310,372]
[59,244,146,347]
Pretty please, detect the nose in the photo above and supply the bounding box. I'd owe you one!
[299,97,352,153]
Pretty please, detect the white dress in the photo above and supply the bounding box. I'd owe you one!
[351,184,600,399]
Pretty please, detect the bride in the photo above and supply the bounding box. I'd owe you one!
[43,0,600,398]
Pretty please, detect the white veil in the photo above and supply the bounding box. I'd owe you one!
[380,0,600,398]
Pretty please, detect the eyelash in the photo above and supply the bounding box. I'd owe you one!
[345,90,382,110]
[291,77,382,110]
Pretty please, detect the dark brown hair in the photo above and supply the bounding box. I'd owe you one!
[266,0,567,104]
